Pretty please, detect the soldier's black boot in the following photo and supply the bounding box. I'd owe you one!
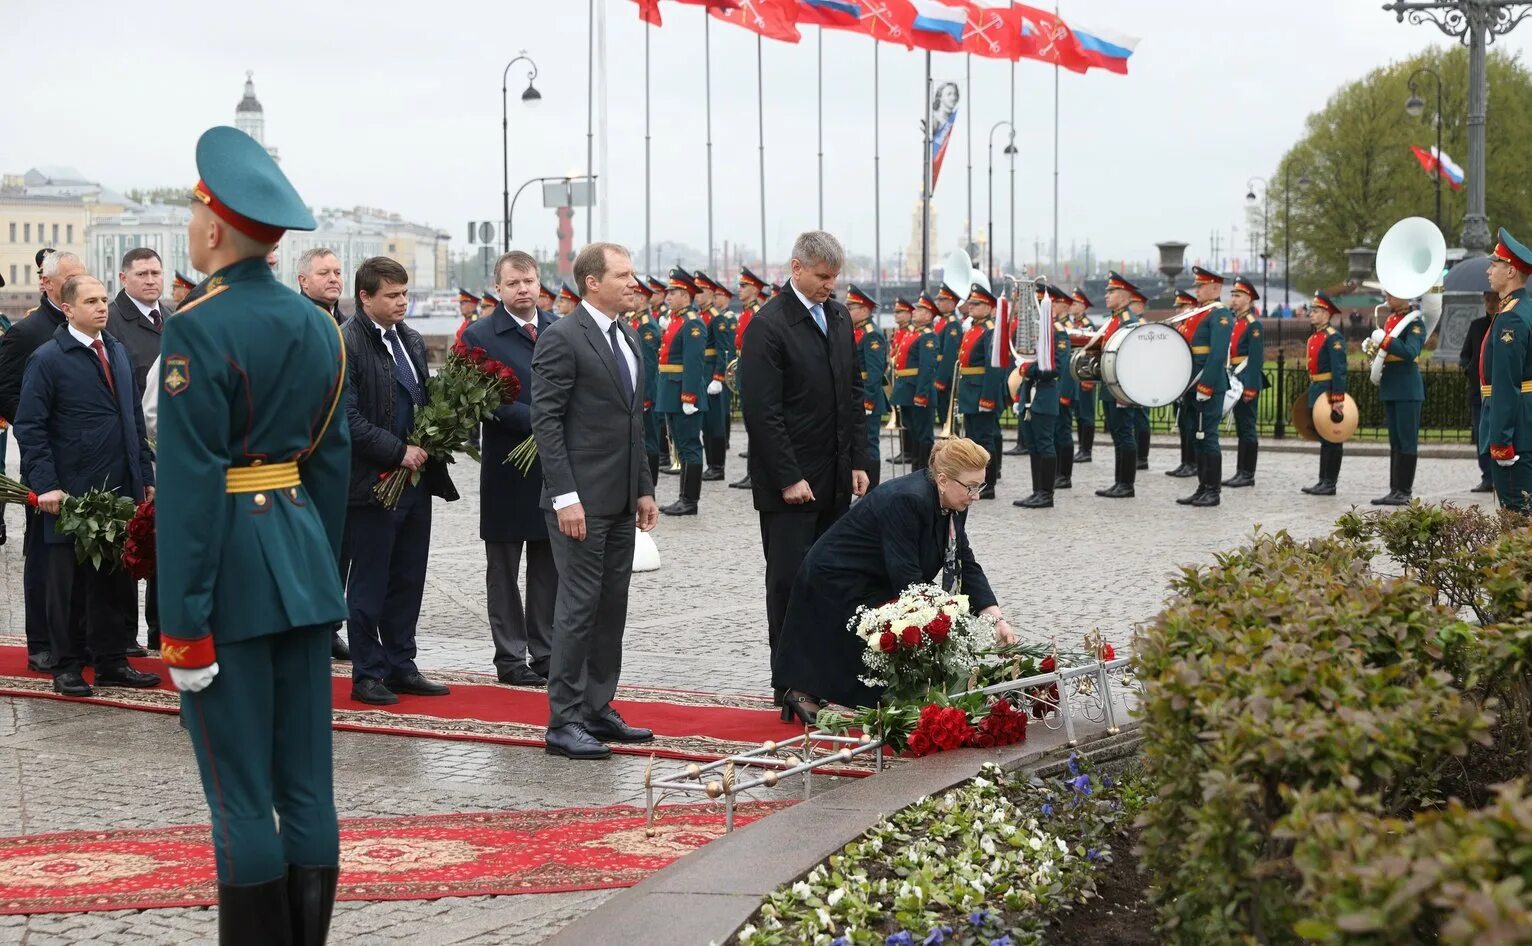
[1073,423,1094,463]
[1005,425,1028,455]
[660,465,701,516]
[1095,448,1136,498]
[1190,452,1222,507]
[648,454,660,488]
[1016,454,1055,508]
[1304,443,1339,496]
[728,470,753,489]
[890,429,909,464]
[912,442,931,472]
[1372,452,1400,505]
[1136,426,1150,470]
[286,866,338,946]
[1177,452,1209,504]
[979,455,999,499]
[1223,442,1257,488]
[1394,453,1418,504]
[701,440,725,481]
[1166,434,1196,477]
[219,875,292,946]
[1054,446,1073,489]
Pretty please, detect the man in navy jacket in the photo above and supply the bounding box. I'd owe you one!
[14,274,159,696]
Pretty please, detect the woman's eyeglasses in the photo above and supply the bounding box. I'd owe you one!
[946,476,985,498]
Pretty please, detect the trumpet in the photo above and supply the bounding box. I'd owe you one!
[936,349,964,440]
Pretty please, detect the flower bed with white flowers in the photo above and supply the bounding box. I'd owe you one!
[731,757,1147,946]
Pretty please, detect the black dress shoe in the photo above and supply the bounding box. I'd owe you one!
[52,672,92,697]
[498,664,548,687]
[700,466,725,481]
[385,672,450,696]
[330,632,350,661]
[545,723,612,759]
[1472,480,1495,493]
[351,678,399,705]
[94,666,161,688]
[977,483,996,500]
[737,450,750,460]
[1004,444,1027,456]
[124,643,149,658]
[584,707,654,743]
[728,474,753,489]
[26,651,54,674]
[1165,462,1197,478]
[660,497,698,516]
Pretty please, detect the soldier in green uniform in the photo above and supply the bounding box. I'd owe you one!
[891,295,939,470]
[847,285,888,488]
[1369,289,1427,505]
[1482,228,1532,511]
[1222,276,1265,488]
[1177,266,1234,507]
[731,267,768,487]
[1093,273,1141,499]
[932,283,965,427]
[156,126,349,943]
[1053,295,1078,489]
[887,297,915,465]
[658,269,708,515]
[1068,289,1095,464]
[1302,291,1349,496]
[957,286,1003,497]
[701,276,737,481]
[1165,289,1201,478]
[631,281,664,487]
[1014,285,1070,508]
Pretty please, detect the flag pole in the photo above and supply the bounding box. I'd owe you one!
[586,0,595,244]
[706,11,716,272]
[873,37,881,306]
[758,34,767,277]
[645,14,652,275]
[965,52,973,263]
[1010,59,1016,275]
[817,26,825,229]
[921,49,932,292]
[1050,4,1060,274]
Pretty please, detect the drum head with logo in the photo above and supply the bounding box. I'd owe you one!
[1101,322,1194,408]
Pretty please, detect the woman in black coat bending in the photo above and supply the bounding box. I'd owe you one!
[775,438,1017,721]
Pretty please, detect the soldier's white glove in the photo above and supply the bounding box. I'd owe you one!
[1497,455,1519,468]
[682,403,699,416]
[1013,403,1023,416]
[707,380,723,395]
[170,663,219,693]
[1370,328,1385,346]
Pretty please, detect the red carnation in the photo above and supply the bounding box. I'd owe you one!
[878,631,897,653]
[900,625,922,648]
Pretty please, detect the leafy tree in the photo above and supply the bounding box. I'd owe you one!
[1269,45,1532,292]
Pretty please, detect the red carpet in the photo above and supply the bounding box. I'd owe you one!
[0,643,871,771]
[0,802,792,915]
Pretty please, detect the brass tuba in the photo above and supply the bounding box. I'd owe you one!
[1363,216,1448,382]
[723,356,741,394]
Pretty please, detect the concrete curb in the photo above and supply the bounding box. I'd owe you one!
[541,717,1127,946]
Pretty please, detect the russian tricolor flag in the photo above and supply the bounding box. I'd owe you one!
[1071,24,1137,74]
[798,0,861,26]
[1411,144,1465,191]
[910,0,967,49]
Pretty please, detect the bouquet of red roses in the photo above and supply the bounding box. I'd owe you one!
[122,500,156,580]
[373,339,522,509]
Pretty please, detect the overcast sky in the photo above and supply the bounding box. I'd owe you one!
[7,0,1527,275]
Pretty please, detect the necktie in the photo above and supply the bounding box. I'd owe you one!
[810,303,827,335]
[146,308,160,329]
[384,329,424,406]
[522,322,538,343]
[608,322,635,406]
[90,339,115,394]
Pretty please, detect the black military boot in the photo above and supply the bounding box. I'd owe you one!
[1394,453,1418,504]
[700,440,724,481]
[1073,423,1094,463]
[1371,452,1399,505]
[1190,452,1222,507]
[1223,442,1257,488]
[1135,426,1150,470]
[1177,452,1209,504]
[1016,453,1055,508]
[648,454,660,487]
[286,866,338,946]
[911,442,930,472]
[1304,443,1339,496]
[1005,425,1028,456]
[1054,446,1073,489]
[1166,434,1196,477]
[218,875,292,946]
[979,454,999,499]
[1095,448,1136,498]
[890,429,909,464]
[660,465,701,515]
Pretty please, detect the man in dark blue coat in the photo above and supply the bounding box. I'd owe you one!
[14,274,159,696]
[462,251,559,686]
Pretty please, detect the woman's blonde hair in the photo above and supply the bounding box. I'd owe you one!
[927,437,991,482]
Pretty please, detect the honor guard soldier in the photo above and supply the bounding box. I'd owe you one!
[932,283,965,427]
[1069,288,1096,464]
[731,267,769,486]
[478,290,498,321]
[537,282,555,313]
[1482,228,1532,510]
[658,269,708,514]
[1053,293,1079,490]
[701,276,736,481]
[886,297,916,464]
[172,270,197,306]
[847,285,888,488]
[631,281,664,486]
[891,295,939,470]
[1014,285,1071,508]
[1223,276,1265,488]
[958,285,1003,497]
[1303,291,1349,495]
[1093,273,1142,498]
[1369,287,1426,504]
[156,126,349,942]
[1126,284,1153,469]
[458,287,480,321]
[555,283,579,317]
[1177,266,1234,506]
[1166,290,1204,478]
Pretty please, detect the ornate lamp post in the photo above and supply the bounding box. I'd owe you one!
[1155,241,1188,295]
[987,121,1017,280]
[501,52,542,253]
[1405,66,1446,230]
[1245,178,1272,312]
[1382,1,1532,256]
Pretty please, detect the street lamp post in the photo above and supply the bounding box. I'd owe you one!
[1245,177,1271,312]
[501,52,542,253]
[987,120,1016,281]
[1405,66,1445,230]
[1382,0,1532,256]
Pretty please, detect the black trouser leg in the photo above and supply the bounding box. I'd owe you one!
[761,508,840,690]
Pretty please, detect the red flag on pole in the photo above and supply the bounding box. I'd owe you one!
[1010,4,1090,73]
[952,1,1019,59]
[629,0,664,25]
[710,0,802,42]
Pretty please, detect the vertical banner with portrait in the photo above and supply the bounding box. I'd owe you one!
[929,80,961,191]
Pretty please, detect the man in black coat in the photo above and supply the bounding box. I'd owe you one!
[297,246,347,326]
[104,247,173,395]
[738,231,869,704]
[462,251,559,686]
[0,249,85,672]
[341,257,458,705]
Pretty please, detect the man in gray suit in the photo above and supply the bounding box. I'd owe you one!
[531,242,661,760]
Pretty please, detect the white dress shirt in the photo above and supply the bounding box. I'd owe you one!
[126,293,162,323]
[551,300,640,511]
[370,317,420,385]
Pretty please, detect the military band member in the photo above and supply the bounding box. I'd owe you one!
[479,290,498,321]
[1014,286,1070,508]
[1482,228,1532,511]
[554,283,578,317]
[891,295,939,470]
[1069,288,1096,464]
[1176,266,1234,506]
[1303,292,1349,496]
[629,281,664,486]
[932,283,965,426]
[538,282,556,313]
[702,277,737,481]
[731,267,768,486]
[658,269,708,515]
[172,270,197,306]
[1093,273,1141,499]
[1366,288,1426,504]
[1123,286,1153,470]
[1166,289,1202,479]
[1222,276,1264,488]
[958,286,1002,497]
[887,297,915,464]
[156,126,349,942]
[848,285,888,489]
[1053,295,1078,490]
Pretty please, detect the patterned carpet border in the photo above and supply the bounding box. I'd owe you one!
[0,802,795,915]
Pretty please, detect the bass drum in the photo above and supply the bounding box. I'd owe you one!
[1100,322,1194,408]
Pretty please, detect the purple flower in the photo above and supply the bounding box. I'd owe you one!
[969,910,993,927]
[923,926,954,945]
[990,937,1014,946]
[1041,803,1055,817]
[1066,752,1080,776]
[1088,848,1103,862]
[886,932,915,946]
[1069,773,1092,796]
[831,939,851,946]
[1102,773,1116,788]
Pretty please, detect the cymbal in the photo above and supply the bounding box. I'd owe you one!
[1311,393,1360,443]
[1290,396,1318,442]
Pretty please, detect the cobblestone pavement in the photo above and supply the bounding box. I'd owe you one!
[0,431,1491,944]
